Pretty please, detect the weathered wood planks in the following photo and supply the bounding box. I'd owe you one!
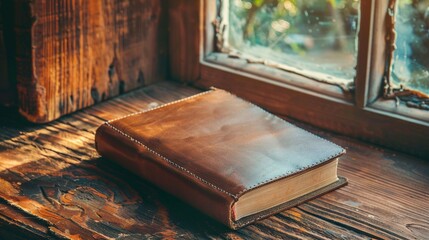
[0,81,428,239]
[3,0,168,123]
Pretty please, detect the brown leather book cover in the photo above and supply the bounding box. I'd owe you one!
[95,88,347,229]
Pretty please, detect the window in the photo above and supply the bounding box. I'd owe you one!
[392,0,429,94]
[214,0,429,111]
[168,0,429,158]
[225,0,359,86]
[385,0,429,110]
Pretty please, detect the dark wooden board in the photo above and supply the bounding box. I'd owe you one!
[3,0,168,123]
[168,0,201,84]
[0,0,16,106]
[0,81,428,239]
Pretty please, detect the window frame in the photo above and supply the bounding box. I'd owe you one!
[168,0,429,159]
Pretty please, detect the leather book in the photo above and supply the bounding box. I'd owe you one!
[95,88,347,229]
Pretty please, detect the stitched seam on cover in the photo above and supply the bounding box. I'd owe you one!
[104,88,344,200]
[217,90,346,196]
[104,89,237,199]
[105,122,236,199]
[108,89,215,124]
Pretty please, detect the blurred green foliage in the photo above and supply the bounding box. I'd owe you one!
[228,0,359,80]
[228,0,429,93]
[229,0,359,52]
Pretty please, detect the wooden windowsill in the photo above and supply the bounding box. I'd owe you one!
[370,99,429,124]
[0,81,428,239]
[204,52,352,102]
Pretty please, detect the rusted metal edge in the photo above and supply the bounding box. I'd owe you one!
[383,0,429,110]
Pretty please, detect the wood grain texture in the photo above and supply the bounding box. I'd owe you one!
[10,0,168,123]
[168,0,201,83]
[367,0,388,104]
[0,81,428,239]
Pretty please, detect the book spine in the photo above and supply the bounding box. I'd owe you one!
[95,123,235,227]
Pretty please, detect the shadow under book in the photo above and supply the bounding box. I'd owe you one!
[95,88,347,229]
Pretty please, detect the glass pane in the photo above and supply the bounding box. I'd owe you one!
[227,0,359,83]
[392,0,429,95]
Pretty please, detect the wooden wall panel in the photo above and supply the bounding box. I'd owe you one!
[0,0,7,103]
[0,0,12,104]
[11,0,168,123]
[168,0,201,83]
